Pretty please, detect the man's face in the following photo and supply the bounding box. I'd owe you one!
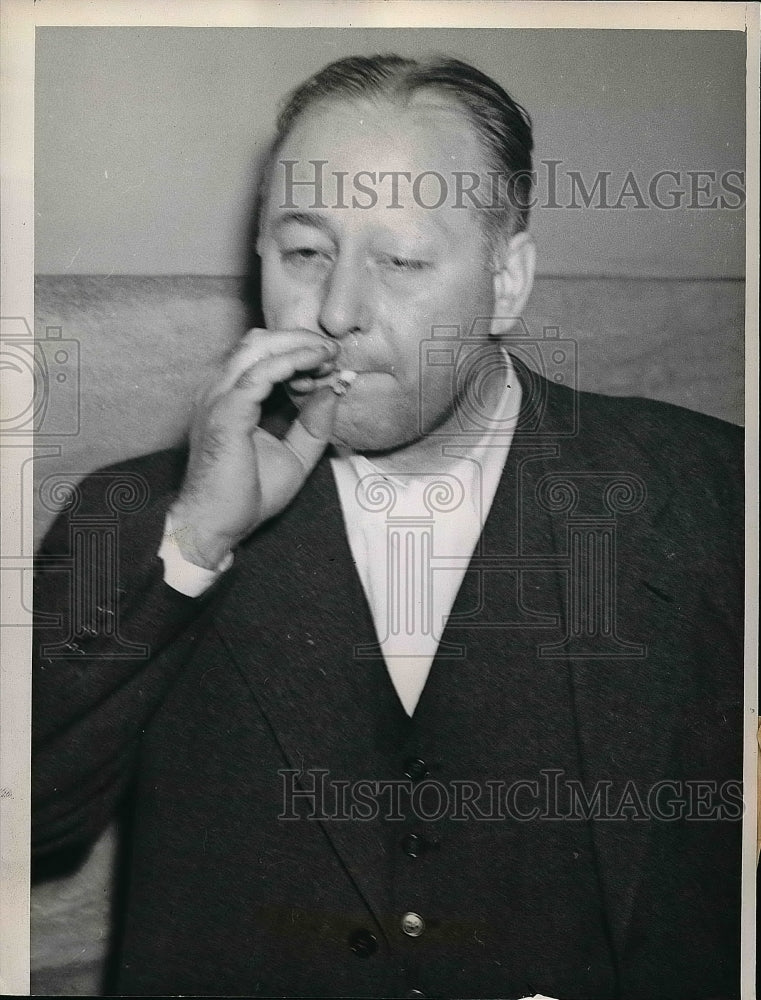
[257,95,502,453]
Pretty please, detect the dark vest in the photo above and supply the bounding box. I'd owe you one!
[120,446,617,997]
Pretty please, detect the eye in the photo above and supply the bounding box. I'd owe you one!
[282,247,331,264]
[384,256,430,272]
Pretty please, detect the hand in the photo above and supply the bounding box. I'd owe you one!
[169,328,340,568]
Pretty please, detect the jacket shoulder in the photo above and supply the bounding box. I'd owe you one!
[562,382,743,481]
[37,447,189,555]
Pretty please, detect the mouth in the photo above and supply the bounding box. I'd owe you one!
[330,369,357,396]
[339,369,396,385]
[285,366,395,397]
[328,369,396,396]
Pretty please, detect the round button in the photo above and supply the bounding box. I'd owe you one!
[347,928,378,956]
[400,911,425,937]
[404,757,428,781]
[401,833,423,858]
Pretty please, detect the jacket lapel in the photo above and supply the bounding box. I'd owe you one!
[515,359,682,962]
[211,458,407,942]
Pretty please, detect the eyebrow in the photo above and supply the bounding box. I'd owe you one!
[269,207,452,246]
[270,211,335,237]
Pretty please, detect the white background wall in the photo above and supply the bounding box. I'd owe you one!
[35,27,745,277]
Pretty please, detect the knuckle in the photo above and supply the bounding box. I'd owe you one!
[204,398,231,430]
[234,367,260,389]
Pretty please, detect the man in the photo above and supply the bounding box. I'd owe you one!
[32,55,743,998]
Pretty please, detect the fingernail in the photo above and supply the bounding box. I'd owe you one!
[315,359,338,375]
[289,376,315,392]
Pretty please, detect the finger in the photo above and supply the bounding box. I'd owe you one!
[219,329,337,393]
[282,388,340,470]
[239,327,335,355]
[313,358,339,376]
[223,339,335,394]
[282,420,329,471]
[286,371,338,394]
[287,376,317,393]
[226,347,337,406]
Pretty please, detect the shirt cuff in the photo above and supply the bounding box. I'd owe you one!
[158,512,234,597]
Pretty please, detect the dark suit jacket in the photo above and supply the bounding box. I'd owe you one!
[32,361,744,999]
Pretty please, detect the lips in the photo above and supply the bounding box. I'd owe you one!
[337,361,394,375]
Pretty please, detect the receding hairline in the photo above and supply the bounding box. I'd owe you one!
[258,89,515,253]
[254,54,534,250]
[284,83,482,119]
[274,86,498,163]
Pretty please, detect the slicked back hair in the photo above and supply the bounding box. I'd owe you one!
[258,53,534,247]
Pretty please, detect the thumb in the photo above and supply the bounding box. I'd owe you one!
[282,386,339,471]
[297,384,341,442]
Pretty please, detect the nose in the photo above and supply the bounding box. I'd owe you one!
[318,255,369,340]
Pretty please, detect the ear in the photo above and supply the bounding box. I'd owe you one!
[490,231,536,337]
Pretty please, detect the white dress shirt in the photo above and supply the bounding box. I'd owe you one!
[160,351,521,716]
[329,352,521,714]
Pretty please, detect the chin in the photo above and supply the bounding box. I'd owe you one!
[327,376,455,454]
[331,425,414,454]
[330,409,422,454]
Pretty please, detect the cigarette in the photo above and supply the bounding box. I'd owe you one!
[330,369,358,396]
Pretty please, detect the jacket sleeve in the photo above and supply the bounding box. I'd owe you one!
[32,451,232,856]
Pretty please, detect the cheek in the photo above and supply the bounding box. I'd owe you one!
[419,360,459,417]
[381,292,475,391]
[259,259,282,325]
[261,259,320,328]
[330,383,424,451]
[391,277,494,404]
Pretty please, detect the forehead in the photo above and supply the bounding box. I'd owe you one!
[262,95,491,233]
[279,94,486,169]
